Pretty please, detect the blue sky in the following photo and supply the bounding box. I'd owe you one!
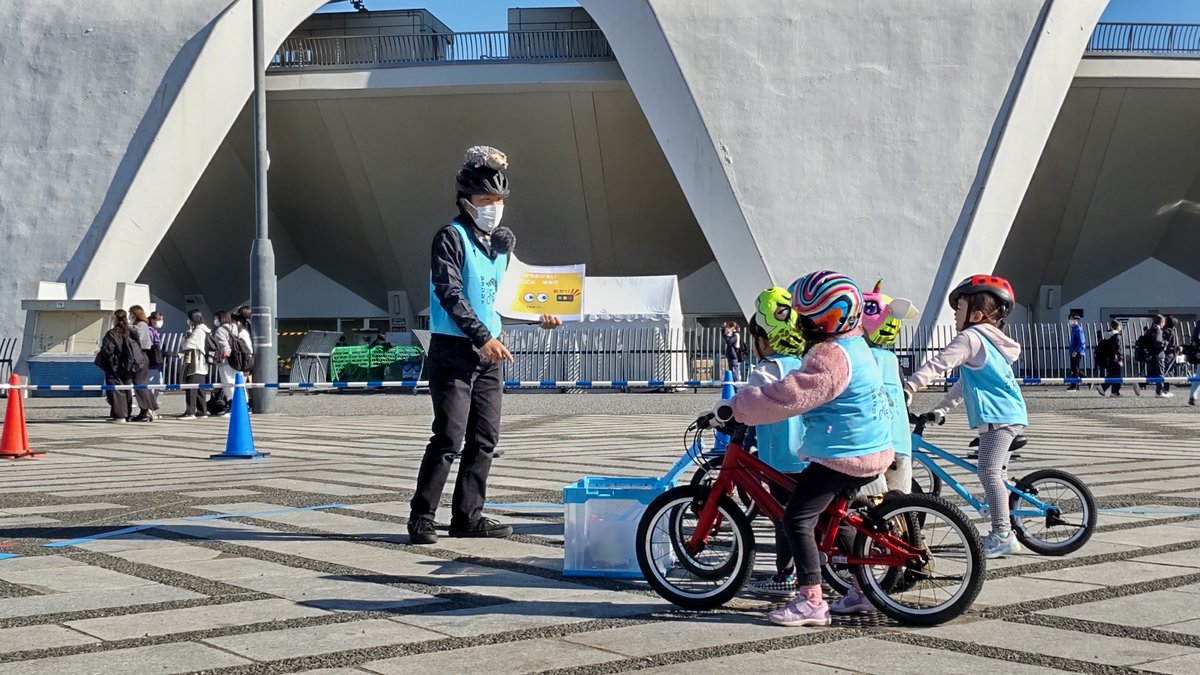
[319,0,1200,31]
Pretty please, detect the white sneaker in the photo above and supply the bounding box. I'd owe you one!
[178,414,197,420]
[983,531,1021,559]
[1158,392,1175,398]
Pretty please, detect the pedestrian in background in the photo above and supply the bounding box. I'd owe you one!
[723,321,743,379]
[1067,314,1086,391]
[128,305,159,422]
[1187,320,1200,406]
[95,309,143,423]
[1162,316,1180,395]
[213,310,238,415]
[147,311,165,408]
[180,309,211,420]
[1136,315,1169,397]
[1096,320,1124,397]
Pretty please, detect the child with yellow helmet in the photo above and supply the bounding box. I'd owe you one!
[742,287,809,599]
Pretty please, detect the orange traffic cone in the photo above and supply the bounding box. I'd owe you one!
[15,378,40,458]
[0,374,32,459]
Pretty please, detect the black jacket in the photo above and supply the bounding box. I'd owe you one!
[429,217,514,348]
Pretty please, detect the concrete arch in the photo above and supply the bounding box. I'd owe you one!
[66,0,329,301]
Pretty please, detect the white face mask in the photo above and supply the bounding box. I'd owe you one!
[213,319,220,328]
[466,200,504,233]
[154,321,164,329]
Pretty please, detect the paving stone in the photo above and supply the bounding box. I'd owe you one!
[0,564,158,593]
[74,533,187,553]
[636,653,855,674]
[0,555,88,572]
[1027,561,1197,587]
[251,478,391,496]
[973,574,1104,607]
[112,544,226,566]
[0,642,250,674]
[1161,618,1200,637]
[428,536,563,571]
[0,516,59,527]
[772,637,1065,674]
[1041,589,1200,628]
[66,598,329,640]
[920,619,1199,665]
[1091,525,1200,548]
[562,613,789,656]
[231,573,441,613]
[361,636,620,674]
[155,555,307,581]
[179,489,261,497]
[390,590,662,637]
[203,618,444,661]
[0,584,203,619]
[0,503,126,516]
[0,624,98,654]
[1139,652,1200,674]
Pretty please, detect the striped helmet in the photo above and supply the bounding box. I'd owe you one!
[788,271,863,336]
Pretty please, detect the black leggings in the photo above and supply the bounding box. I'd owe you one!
[783,462,873,587]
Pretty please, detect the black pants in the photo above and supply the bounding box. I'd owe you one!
[1162,357,1176,393]
[410,336,503,528]
[1100,362,1122,395]
[1148,355,1166,395]
[105,374,132,420]
[1068,353,1082,389]
[783,462,872,587]
[132,364,156,414]
[184,373,208,416]
[770,477,802,574]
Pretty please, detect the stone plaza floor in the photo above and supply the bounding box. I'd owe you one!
[0,393,1199,673]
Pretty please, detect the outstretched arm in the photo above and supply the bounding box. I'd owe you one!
[731,342,849,426]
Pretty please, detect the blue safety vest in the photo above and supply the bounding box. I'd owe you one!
[429,221,508,340]
[872,348,911,457]
[801,337,893,459]
[960,327,1029,428]
[755,354,808,473]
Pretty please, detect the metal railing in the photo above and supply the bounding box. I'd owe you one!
[270,29,613,71]
[1087,22,1200,57]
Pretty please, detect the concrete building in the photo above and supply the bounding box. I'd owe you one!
[3,0,1197,362]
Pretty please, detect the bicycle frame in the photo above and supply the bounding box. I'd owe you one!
[686,426,926,568]
[911,433,1053,519]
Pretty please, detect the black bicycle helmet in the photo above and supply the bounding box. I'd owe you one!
[455,145,510,198]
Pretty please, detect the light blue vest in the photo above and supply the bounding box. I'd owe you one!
[801,337,893,459]
[960,327,1029,428]
[755,354,808,474]
[429,221,508,340]
[872,348,911,457]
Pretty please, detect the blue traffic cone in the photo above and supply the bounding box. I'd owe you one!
[210,373,268,460]
[721,369,737,399]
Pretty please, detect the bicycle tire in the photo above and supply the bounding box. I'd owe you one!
[911,458,942,498]
[690,454,761,521]
[852,492,984,626]
[1009,468,1097,555]
[636,485,757,610]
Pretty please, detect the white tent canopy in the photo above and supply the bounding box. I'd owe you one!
[504,275,688,384]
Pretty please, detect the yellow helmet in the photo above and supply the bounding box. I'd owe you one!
[754,287,805,356]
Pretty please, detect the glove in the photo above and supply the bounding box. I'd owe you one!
[925,409,947,426]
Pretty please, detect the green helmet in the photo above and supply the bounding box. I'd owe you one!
[754,287,805,357]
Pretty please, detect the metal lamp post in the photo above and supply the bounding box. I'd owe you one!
[249,0,278,413]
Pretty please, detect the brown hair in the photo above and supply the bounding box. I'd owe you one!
[129,305,148,324]
[962,292,1006,328]
[112,309,131,337]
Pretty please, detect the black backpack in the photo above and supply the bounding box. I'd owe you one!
[1134,330,1156,363]
[228,335,255,372]
[204,329,221,366]
[94,330,145,377]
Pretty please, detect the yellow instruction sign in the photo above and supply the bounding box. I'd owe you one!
[497,258,585,322]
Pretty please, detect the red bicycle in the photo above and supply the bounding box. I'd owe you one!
[635,411,985,625]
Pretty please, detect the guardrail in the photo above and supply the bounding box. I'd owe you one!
[270,29,613,71]
[1087,22,1200,57]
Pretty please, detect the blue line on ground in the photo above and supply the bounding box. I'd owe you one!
[42,503,347,549]
[0,554,19,561]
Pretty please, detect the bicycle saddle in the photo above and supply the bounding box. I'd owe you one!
[967,435,1028,451]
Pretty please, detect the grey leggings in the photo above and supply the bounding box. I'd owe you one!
[978,424,1024,534]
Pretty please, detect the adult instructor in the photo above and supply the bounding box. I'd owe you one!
[408,146,560,545]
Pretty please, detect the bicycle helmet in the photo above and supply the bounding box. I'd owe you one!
[788,271,863,336]
[947,274,1015,317]
[862,279,920,348]
[753,287,805,356]
[455,145,510,198]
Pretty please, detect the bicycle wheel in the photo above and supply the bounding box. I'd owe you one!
[1009,468,1096,555]
[636,485,756,610]
[690,454,760,521]
[911,457,942,498]
[852,493,984,626]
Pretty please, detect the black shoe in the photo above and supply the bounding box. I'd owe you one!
[407,518,439,545]
[448,516,513,539]
[131,411,151,423]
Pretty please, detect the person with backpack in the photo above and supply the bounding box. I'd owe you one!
[231,306,256,381]
[213,310,239,416]
[94,309,145,423]
[128,305,159,422]
[1066,315,1086,391]
[1096,320,1124,397]
[180,309,211,419]
[1136,315,1169,397]
[1163,316,1180,396]
[1187,320,1200,406]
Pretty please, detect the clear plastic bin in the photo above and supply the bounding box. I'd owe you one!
[562,476,674,578]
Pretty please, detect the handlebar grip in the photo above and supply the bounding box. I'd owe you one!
[714,403,735,423]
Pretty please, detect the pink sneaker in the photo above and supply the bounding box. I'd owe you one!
[830,585,873,614]
[768,598,832,627]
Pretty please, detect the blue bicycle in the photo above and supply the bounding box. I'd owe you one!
[911,413,1096,555]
